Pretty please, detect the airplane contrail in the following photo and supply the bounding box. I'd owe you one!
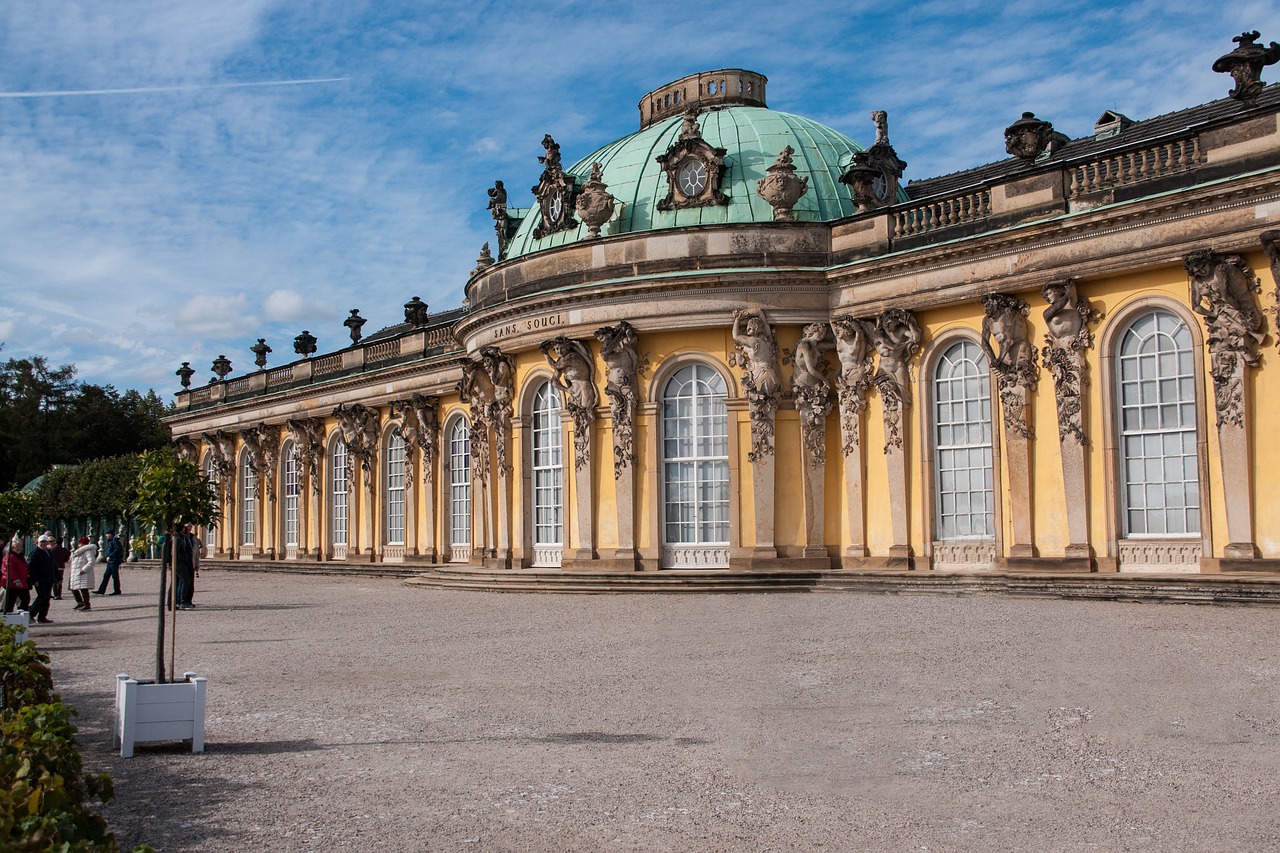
[0,77,349,98]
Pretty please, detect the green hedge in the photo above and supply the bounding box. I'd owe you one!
[0,622,149,852]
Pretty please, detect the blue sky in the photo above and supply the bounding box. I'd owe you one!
[1,1,1276,395]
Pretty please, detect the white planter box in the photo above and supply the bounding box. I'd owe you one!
[114,672,207,758]
[3,610,29,644]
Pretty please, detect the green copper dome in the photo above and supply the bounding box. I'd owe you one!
[504,103,874,260]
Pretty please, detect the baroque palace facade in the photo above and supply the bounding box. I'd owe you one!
[170,42,1280,577]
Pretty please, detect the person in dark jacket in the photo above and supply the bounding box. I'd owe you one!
[161,530,195,610]
[27,534,57,624]
[96,530,124,595]
[51,535,70,599]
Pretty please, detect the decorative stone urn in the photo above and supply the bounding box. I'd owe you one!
[574,163,617,238]
[756,146,808,221]
[114,671,207,758]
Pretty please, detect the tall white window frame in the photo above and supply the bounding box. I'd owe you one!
[203,455,218,549]
[661,363,730,568]
[1115,309,1200,538]
[530,382,564,567]
[331,439,349,554]
[447,418,471,561]
[932,339,995,540]
[240,454,256,548]
[282,444,299,550]
[385,428,407,546]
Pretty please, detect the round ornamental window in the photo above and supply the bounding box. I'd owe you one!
[677,158,708,197]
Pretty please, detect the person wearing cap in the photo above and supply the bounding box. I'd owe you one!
[69,536,97,610]
[96,530,124,595]
[27,534,57,624]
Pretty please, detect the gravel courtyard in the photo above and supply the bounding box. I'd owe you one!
[29,567,1280,852]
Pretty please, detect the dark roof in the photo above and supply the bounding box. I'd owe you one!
[905,84,1280,200]
[362,306,468,344]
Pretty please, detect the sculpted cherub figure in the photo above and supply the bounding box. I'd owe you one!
[792,323,833,394]
[830,316,875,393]
[594,321,639,410]
[1042,280,1095,352]
[540,337,598,413]
[872,308,923,404]
[1185,249,1265,360]
[980,294,1036,378]
[732,308,781,400]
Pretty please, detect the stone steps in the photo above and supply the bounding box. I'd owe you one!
[200,559,1280,605]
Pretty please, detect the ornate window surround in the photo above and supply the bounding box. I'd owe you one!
[918,327,1004,571]
[199,451,219,554]
[381,423,407,555]
[442,411,473,563]
[279,440,299,558]
[239,448,257,552]
[647,353,737,569]
[515,370,567,568]
[1098,294,1211,572]
[326,431,349,560]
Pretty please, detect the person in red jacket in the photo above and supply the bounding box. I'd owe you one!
[2,542,31,613]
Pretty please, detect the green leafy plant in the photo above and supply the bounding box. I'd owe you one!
[129,449,218,684]
[0,620,152,852]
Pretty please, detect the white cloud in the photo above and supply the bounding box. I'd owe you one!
[177,294,250,336]
[263,289,312,321]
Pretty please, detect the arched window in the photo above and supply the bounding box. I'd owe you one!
[385,428,406,546]
[661,363,729,567]
[282,444,299,551]
[331,439,349,555]
[203,455,218,549]
[1116,310,1199,538]
[531,382,563,567]
[240,454,256,548]
[447,418,471,561]
[933,340,994,540]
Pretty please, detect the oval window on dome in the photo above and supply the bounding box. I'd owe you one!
[677,158,708,197]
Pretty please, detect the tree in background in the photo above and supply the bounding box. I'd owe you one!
[0,356,170,489]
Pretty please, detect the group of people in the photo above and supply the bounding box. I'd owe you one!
[1,528,133,623]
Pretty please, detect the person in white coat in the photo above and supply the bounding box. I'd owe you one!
[69,536,97,611]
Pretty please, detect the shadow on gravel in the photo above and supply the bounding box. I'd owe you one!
[188,738,324,755]
[533,732,695,745]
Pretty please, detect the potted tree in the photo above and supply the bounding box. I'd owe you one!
[114,448,218,757]
[1,490,42,643]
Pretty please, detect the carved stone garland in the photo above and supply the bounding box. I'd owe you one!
[540,336,597,471]
[1185,248,1267,561]
[458,346,515,482]
[391,394,440,486]
[789,324,834,467]
[1186,249,1265,429]
[258,424,281,502]
[1041,280,1100,447]
[1263,231,1280,352]
[285,417,327,497]
[1041,280,1100,563]
[871,308,923,453]
[240,426,267,501]
[332,403,380,493]
[730,308,781,462]
[831,317,875,458]
[980,294,1039,439]
[595,321,640,478]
